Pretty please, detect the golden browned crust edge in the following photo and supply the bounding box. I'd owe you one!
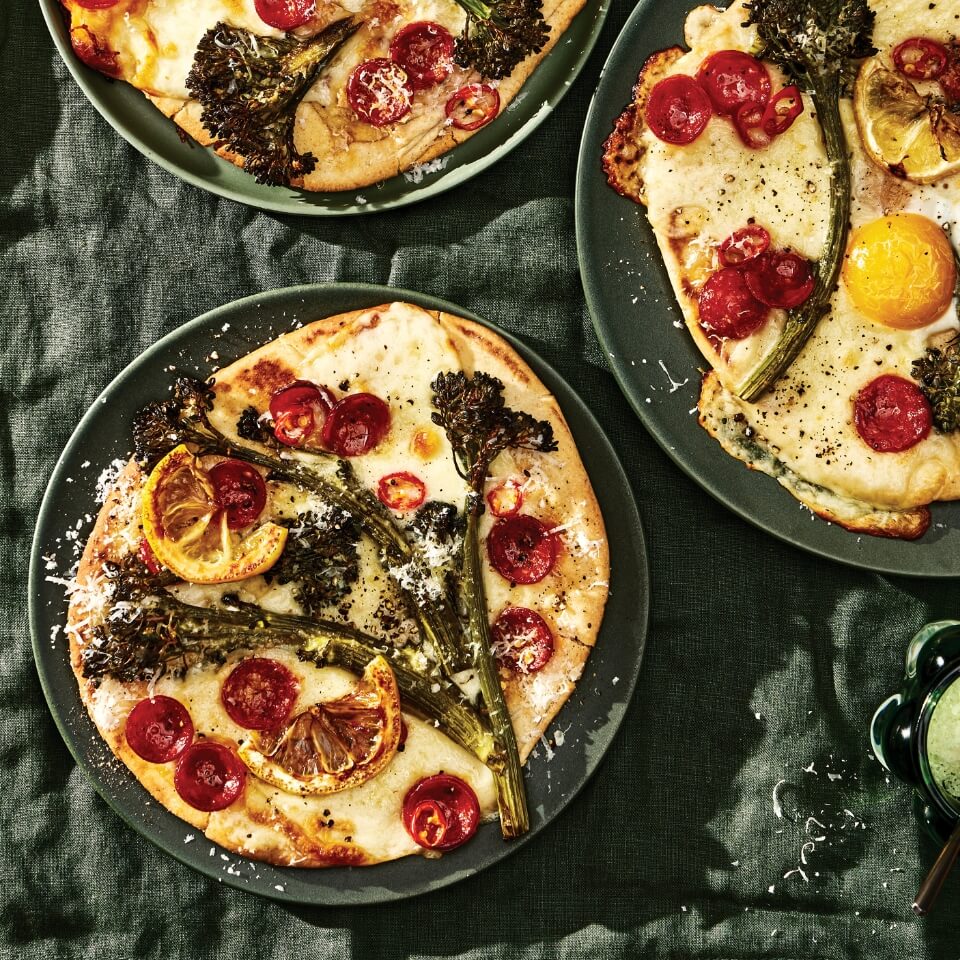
[697,372,933,540]
[601,46,684,205]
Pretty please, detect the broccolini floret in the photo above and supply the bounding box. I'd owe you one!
[453,0,549,79]
[185,19,358,186]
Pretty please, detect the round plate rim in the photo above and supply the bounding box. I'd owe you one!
[39,0,610,216]
[574,0,960,579]
[28,282,649,905]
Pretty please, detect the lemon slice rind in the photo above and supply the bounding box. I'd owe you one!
[854,58,960,184]
[238,656,403,797]
[141,444,286,585]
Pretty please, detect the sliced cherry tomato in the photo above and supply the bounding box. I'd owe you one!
[269,380,335,448]
[125,696,194,764]
[70,26,120,77]
[487,479,524,518]
[893,37,949,81]
[761,85,804,137]
[492,607,555,674]
[208,460,267,530]
[138,537,162,575]
[645,74,712,145]
[402,774,480,851]
[253,0,316,29]
[745,250,815,309]
[174,741,246,811]
[75,0,121,8]
[221,658,300,731]
[940,44,960,103]
[719,225,771,266]
[697,267,769,339]
[390,22,454,89]
[854,375,932,453]
[347,58,413,127]
[321,393,391,457]
[696,50,771,116]
[445,84,500,131]
[487,515,559,585]
[733,102,773,149]
[377,472,427,511]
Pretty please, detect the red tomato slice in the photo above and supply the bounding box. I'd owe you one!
[377,472,427,511]
[761,85,804,136]
[221,658,300,731]
[940,44,960,103]
[733,102,773,149]
[745,251,815,309]
[390,22,454,89]
[75,0,121,7]
[208,460,267,530]
[719,225,770,266]
[697,267,769,339]
[696,50,771,116]
[491,607,555,674]
[487,479,524,518]
[348,59,413,127]
[138,537,162,575]
[321,393,391,457]
[174,741,246,811]
[645,75,712,145]
[402,774,480,851]
[70,26,120,77]
[893,37,949,80]
[269,380,334,448]
[854,375,932,453]
[254,0,316,29]
[445,84,501,131]
[487,515,559,585]
[125,696,194,764]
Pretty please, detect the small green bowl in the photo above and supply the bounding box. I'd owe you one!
[872,621,960,842]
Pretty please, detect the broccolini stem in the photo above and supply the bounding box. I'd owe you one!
[184,420,468,675]
[454,0,495,18]
[462,508,529,838]
[173,598,495,764]
[735,81,849,402]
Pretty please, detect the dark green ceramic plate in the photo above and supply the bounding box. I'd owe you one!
[40,1,608,214]
[575,0,960,578]
[28,284,648,905]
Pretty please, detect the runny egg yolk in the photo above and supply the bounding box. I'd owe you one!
[842,213,956,329]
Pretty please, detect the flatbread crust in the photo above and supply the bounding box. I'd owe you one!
[141,0,586,191]
[66,303,608,865]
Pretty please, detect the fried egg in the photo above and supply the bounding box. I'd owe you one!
[635,0,960,535]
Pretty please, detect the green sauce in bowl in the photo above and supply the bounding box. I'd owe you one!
[926,678,960,810]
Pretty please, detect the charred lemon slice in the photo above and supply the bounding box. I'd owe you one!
[141,445,286,584]
[238,656,402,796]
[854,58,960,183]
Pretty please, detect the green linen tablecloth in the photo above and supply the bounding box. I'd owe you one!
[6,1,960,957]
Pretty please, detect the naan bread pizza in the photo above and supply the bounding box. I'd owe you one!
[64,302,608,867]
[604,0,960,539]
[58,0,585,190]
